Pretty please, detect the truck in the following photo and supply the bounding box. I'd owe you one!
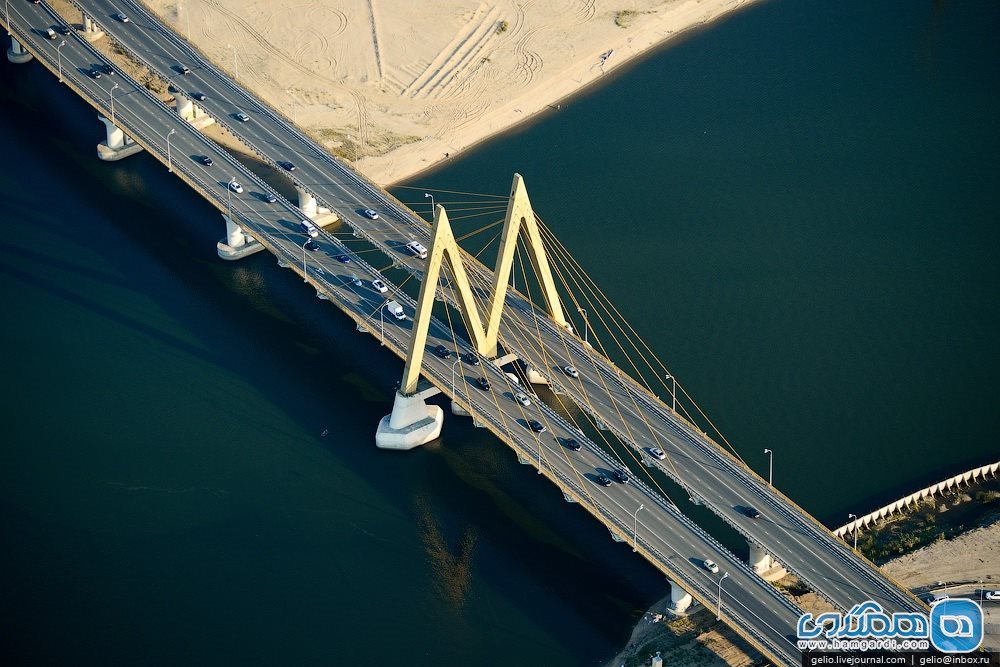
[385,300,405,320]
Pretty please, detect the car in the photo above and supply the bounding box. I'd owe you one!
[350,275,363,287]
[743,506,762,520]
[362,208,379,220]
[56,25,72,35]
[229,181,243,193]
[114,13,129,23]
[88,68,102,79]
[931,593,949,603]
[263,193,277,204]
[563,438,581,451]
[192,92,207,102]
[304,240,319,252]
[199,155,213,166]
[278,160,296,172]
[335,255,351,263]
[45,28,57,40]
[178,65,191,75]
[475,377,491,391]
[648,447,666,460]
[595,474,612,487]
[432,345,451,359]
[100,64,114,75]
[235,111,250,122]
[985,591,1000,601]
[167,84,180,93]
[405,241,428,259]
[371,279,388,293]
[513,392,531,407]
[461,352,480,366]
[611,469,629,484]
[702,559,720,574]
[527,419,546,433]
[563,365,579,378]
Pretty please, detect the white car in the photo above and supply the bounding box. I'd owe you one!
[513,392,531,407]
[229,181,243,193]
[235,111,250,122]
[362,208,379,220]
[114,13,129,23]
[702,559,720,574]
[371,279,388,294]
[985,591,1000,601]
[648,447,666,460]
[405,241,428,259]
[563,365,579,378]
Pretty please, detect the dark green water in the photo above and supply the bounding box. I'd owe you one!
[1,0,997,664]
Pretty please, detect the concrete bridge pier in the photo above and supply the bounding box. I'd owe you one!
[96,115,143,161]
[296,186,318,219]
[80,13,104,42]
[749,541,787,581]
[376,391,443,450]
[450,400,471,416]
[6,37,33,64]
[667,579,693,615]
[174,93,216,129]
[524,364,549,385]
[217,214,264,260]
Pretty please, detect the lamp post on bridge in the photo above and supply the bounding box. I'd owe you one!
[717,572,729,621]
[227,177,236,221]
[535,434,541,474]
[847,513,858,551]
[5,0,11,37]
[578,307,588,346]
[57,40,66,82]
[632,503,644,552]
[664,372,676,411]
[109,82,119,126]
[763,448,773,486]
[450,358,461,396]
[379,301,387,346]
[424,192,435,220]
[165,128,176,173]
[301,238,310,282]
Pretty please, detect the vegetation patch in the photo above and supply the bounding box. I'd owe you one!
[615,10,638,28]
[496,20,509,34]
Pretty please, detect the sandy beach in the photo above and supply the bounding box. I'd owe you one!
[143,0,759,184]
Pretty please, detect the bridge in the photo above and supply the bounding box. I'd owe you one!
[3,2,928,664]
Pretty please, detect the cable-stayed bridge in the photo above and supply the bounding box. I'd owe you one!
[2,2,928,664]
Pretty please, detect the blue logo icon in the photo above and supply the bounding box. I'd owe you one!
[929,598,983,653]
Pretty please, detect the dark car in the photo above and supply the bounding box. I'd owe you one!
[278,160,296,172]
[304,240,320,252]
[100,64,114,75]
[88,68,101,79]
[563,438,582,451]
[461,352,480,366]
[611,469,629,484]
[262,193,277,204]
[199,155,214,166]
[335,255,351,263]
[168,84,179,93]
[527,419,546,433]
[744,506,762,519]
[432,345,451,359]
[595,474,612,487]
[192,92,207,101]
[475,377,491,391]
[56,25,72,35]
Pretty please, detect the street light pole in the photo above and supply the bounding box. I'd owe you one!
[848,513,858,551]
[717,572,729,621]
[227,177,236,220]
[536,434,541,473]
[57,40,66,82]
[301,238,309,282]
[110,82,119,126]
[424,192,435,220]
[632,503,644,552]
[578,307,588,345]
[379,301,386,346]
[166,128,176,172]
[665,373,676,411]
[450,358,461,396]
[5,0,11,37]
[763,448,773,486]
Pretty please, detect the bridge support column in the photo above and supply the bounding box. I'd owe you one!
[96,115,143,161]
[217,214,264,260]
[6,37,33,64]
[450,400,471,416]
[296,186,317,219]
[175,95,195,121]
[749,541,787,582]
[375,390,443,450]
[80,13,104,42]
[667,579,693,615]
[524,364,549,385]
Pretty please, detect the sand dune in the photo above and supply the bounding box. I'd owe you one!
[149,0,759,184]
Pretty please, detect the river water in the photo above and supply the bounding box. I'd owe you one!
[1,0,996,664]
